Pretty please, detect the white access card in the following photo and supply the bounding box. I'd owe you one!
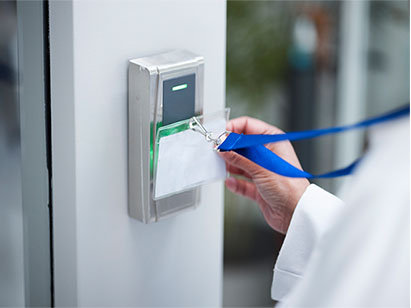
[154,117,227,199]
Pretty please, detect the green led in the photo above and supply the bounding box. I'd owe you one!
[172,84,188,91]
[150,121,162,177]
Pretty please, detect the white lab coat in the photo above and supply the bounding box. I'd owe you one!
[271,117,410,307]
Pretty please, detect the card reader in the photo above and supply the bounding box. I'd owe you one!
[128,50,204,223]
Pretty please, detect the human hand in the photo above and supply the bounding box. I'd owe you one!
[220,117,310,234]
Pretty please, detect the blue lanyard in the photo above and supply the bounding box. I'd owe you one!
[218,105,410,178]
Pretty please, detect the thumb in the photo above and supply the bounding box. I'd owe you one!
[219,150,263,178]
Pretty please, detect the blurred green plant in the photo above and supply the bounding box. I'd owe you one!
[226,1,293,109]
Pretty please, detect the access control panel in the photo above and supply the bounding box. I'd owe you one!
[128,50,204,223]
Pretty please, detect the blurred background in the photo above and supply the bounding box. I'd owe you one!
[0,1,25,306]
[223,1,409,306]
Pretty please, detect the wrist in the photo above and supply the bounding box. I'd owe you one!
[283,179,310,233]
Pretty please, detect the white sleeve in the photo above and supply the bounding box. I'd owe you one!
[271,184,344,301]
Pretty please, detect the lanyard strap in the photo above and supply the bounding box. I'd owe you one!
[218,105,409,178]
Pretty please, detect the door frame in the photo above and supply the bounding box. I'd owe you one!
[17,0,53,305]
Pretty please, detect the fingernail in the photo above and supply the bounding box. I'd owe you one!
[225,177,237,191]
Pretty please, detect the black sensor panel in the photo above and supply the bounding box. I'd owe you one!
[162,74,195,125]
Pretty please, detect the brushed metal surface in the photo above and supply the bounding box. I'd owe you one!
[128,50,204,223]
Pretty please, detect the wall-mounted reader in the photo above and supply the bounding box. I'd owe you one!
[128,50,204,223]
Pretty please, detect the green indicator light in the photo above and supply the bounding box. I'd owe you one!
[172,84,188,91]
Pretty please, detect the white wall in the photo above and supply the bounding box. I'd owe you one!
[49,1,226,306]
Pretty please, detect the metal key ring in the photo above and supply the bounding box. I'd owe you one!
[189,116,228,147]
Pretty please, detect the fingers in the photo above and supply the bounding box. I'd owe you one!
[226,116,283,135]
[219,151,262,178]
[225,163,252,179]
[225,177,258,202]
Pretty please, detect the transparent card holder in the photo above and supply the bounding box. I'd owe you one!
[153,108,230,200]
